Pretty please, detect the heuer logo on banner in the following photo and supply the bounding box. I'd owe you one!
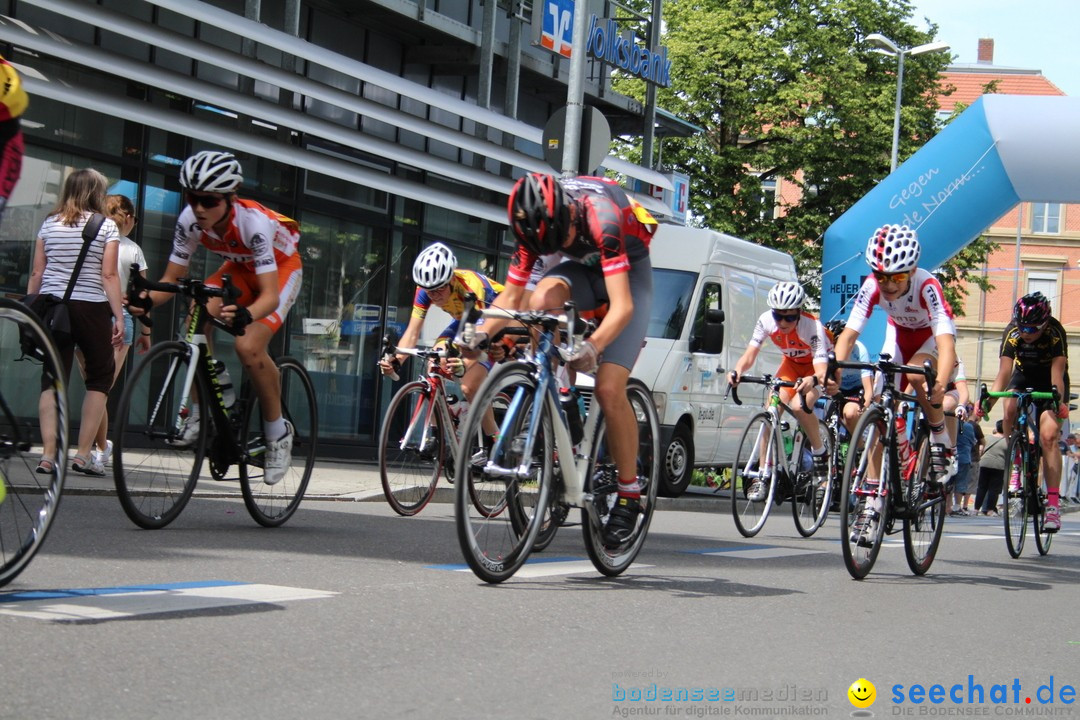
[538,0,574,58]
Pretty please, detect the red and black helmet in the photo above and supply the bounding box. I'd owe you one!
[508,173,572,256]
[1013,292,1051,327]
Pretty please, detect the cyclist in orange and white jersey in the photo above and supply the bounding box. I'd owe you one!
[129,150,302,486]
[833,224,957,483]
[0,55,28,221]
[730,281,832,499]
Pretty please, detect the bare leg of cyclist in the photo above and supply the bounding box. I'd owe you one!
[1040,409,1064,530]
[907,354,951,482]
[460,359,498,437]
[235,322,282,425]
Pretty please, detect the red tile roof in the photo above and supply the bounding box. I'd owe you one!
[938,68,1065,110]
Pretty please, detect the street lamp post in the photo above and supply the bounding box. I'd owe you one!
[866,33,950,172]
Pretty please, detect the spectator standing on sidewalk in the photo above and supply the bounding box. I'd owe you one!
[950,410,976,516]
[974,420,1007,516]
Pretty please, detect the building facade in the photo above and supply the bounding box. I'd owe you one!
[0,0,681,456]
[937,39,1079,401]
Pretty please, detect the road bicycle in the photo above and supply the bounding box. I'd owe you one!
[980,385,1058,558]
[728,374,832,538]
[377,337,496,517]
[0,297,69,587]
[834,353,944,579]
[452,297,660,583]
[113,272,317,529]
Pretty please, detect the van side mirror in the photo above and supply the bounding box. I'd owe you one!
[692,308,725,354]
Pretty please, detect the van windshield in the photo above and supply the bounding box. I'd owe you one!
[647,269,697,339]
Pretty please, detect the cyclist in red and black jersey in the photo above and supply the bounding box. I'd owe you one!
[461,173,657,548]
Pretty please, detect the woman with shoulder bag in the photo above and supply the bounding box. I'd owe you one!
[26,168,124,476]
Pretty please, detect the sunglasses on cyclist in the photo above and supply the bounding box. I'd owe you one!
[185,191,226,209]
[1018,322,1047,335]
[872,270,910,285]
[771,310,800,323]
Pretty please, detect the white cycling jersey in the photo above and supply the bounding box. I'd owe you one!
[846,267,955,337]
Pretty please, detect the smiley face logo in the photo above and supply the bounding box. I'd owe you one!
[848,678,876,708]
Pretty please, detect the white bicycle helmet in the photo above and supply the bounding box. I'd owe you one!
[413,243,457,289]
[865,224,920,273]
[767,281,806,310]
[179,150,243,193]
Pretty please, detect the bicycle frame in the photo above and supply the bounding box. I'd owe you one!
[389,355,466,466]
[484,310,605,523]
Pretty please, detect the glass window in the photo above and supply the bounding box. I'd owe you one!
[1032,203,1061,234]
[645,270,697,339]
[1027,272,1058,313]
[293,212,390,442]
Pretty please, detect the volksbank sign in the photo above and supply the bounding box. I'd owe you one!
[586,15,672,87]
[532,0,672,87]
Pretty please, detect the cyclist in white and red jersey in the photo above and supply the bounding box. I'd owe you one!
[129,150,302,486]
[459,173,657,548]
[730,281,832,499]
[833,223,958,481]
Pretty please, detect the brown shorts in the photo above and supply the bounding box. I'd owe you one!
[50,299,115,394]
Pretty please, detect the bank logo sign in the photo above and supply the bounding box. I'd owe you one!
[532,0,673,87]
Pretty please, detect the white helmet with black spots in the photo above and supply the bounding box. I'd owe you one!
[179,150,243,193]
[767,281,806,310]
[865,224,921,273]
[413,242,457,289]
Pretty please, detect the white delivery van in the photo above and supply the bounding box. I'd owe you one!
[579,224,798,497]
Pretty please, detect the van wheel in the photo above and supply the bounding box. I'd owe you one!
[659,424,694,497]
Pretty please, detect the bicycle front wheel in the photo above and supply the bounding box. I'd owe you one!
[378,380,442,516]
[792,419,831,537]
[731,412,777,537]
[114,341,207,529]
[1034,488,1053,556]
[903,432,945,575]
[0,298,69,587]
[1002,435,1028,558]
[582,379,661,576]
[840,406,888,579]
[239,357,317,527]
[455,361,553,583]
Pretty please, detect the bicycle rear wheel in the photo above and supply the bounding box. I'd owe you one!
[792,419,831,537]
[903,432,945,575]
[582,379,660,576]
[239,356,317,527]
[455,361,553,583]
[1002,435,1028,558]
[731,412,777,537]
[841,406,888,579]
[378,380,442,516]
[114,341,207,529]
[0,299,68,587]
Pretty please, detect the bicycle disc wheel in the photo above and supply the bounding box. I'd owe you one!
[1002,435,1028,558]
[840,406,888,579]
[792,419,831,537]
[1034,489,1053,556]
[114,341,207,529]
[239,357,317,527]
[903,433,945,575]
[455,361,552,583]
[378,380,442,516]
[731,412,777,537]
[582,379,660,576]
[0,299,68,587]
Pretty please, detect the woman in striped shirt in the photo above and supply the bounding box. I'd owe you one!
[26,168,124,476]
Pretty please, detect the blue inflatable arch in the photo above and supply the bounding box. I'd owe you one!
[822,94,1080,350]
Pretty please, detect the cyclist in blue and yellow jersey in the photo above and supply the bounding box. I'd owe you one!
[128,150,302,486]
[978,292,1070,531]
[380,243,504,436]
[0,55,29,221]
[459,173,657,548]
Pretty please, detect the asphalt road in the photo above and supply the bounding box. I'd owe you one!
[2,494,1079,719]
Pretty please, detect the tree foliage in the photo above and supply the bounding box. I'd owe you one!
[612,0,989,312]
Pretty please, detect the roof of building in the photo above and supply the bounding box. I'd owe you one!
[938,64,1065,111]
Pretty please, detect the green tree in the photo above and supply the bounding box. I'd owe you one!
[613,0,989,312]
